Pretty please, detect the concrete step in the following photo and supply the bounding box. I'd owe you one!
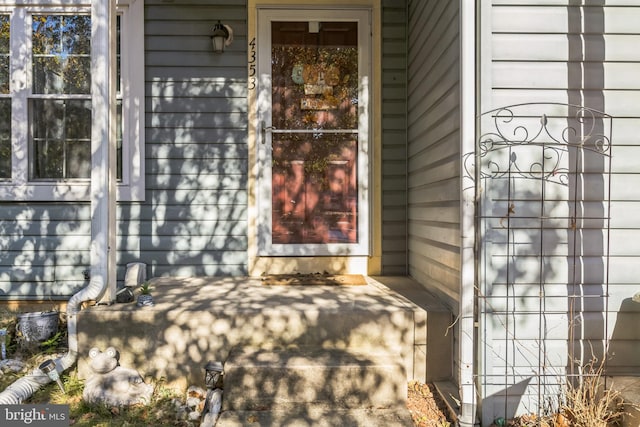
[222,347,407,411]
[77,276,451,390]
[215,406,414,427]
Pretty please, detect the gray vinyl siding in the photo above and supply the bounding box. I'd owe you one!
[0,203,91,299]
[381,0,408,275]
[141,0,248,278]
[406,0,461,307]
[0,0,248,300]
[479,1,640,422]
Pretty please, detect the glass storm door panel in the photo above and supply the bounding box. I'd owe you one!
[257,9,370,256]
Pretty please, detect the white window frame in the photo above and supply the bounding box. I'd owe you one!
[0,0,144,201]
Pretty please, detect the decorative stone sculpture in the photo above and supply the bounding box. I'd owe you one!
[82,347,154,406]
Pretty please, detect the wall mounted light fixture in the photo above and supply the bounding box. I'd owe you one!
[211,21,233,53]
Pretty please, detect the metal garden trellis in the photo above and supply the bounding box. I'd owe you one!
[467,103,613,423]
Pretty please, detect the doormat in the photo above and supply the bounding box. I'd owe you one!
[261,274,367,286]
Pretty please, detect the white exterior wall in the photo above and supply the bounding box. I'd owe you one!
[478,1,640,424]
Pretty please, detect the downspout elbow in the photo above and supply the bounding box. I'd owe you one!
[0,276,106,404]
[60,275,106,370]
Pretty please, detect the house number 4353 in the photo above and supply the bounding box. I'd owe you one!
[248,38,256,90]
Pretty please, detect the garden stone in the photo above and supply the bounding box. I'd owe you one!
[175,405,188,420]
[188,410,202,421]
[186,396,201,409]
[0,359,25,373]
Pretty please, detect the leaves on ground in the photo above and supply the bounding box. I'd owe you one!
[407,381,453,427]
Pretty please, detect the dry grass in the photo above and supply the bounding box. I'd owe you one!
[29,374,189,427]
[559,371,624,427]
[509,359,626,427]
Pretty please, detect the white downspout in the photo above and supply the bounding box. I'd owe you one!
[0,0,116,403]
[0,277,107,404]
[91,0,118,305]
[459,0,478,425]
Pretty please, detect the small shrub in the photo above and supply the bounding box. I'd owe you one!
[560,366,624,427]
[510,358,625,427]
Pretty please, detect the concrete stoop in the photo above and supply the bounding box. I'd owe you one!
[75,275,451,425]
[218,347,412,425]
[216,406,414,427]
[77,276,452,390]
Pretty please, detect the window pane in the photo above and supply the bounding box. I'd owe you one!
[31,99,91,179]
[0,16,9,178]
[0,15,9,94]
[0,57,8,95]
[0,99,10,179]
[272,133,358,244]
[32,15,91,94]
[29,14,125,184]
[117,101,122,180]
[117,15,121,94]
[271,22,359,131]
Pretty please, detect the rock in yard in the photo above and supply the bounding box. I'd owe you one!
[0,359,25,373]
[185,396,202,410]
[188,410,202,421]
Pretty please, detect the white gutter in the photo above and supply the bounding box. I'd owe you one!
[0,0,116,403]
[459,0,478,426]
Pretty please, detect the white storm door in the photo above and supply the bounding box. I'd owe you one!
[256,8,371,256]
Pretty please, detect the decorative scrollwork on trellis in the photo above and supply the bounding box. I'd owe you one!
[463,103,612,188]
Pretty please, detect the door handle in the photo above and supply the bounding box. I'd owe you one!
[260,121,276,144]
